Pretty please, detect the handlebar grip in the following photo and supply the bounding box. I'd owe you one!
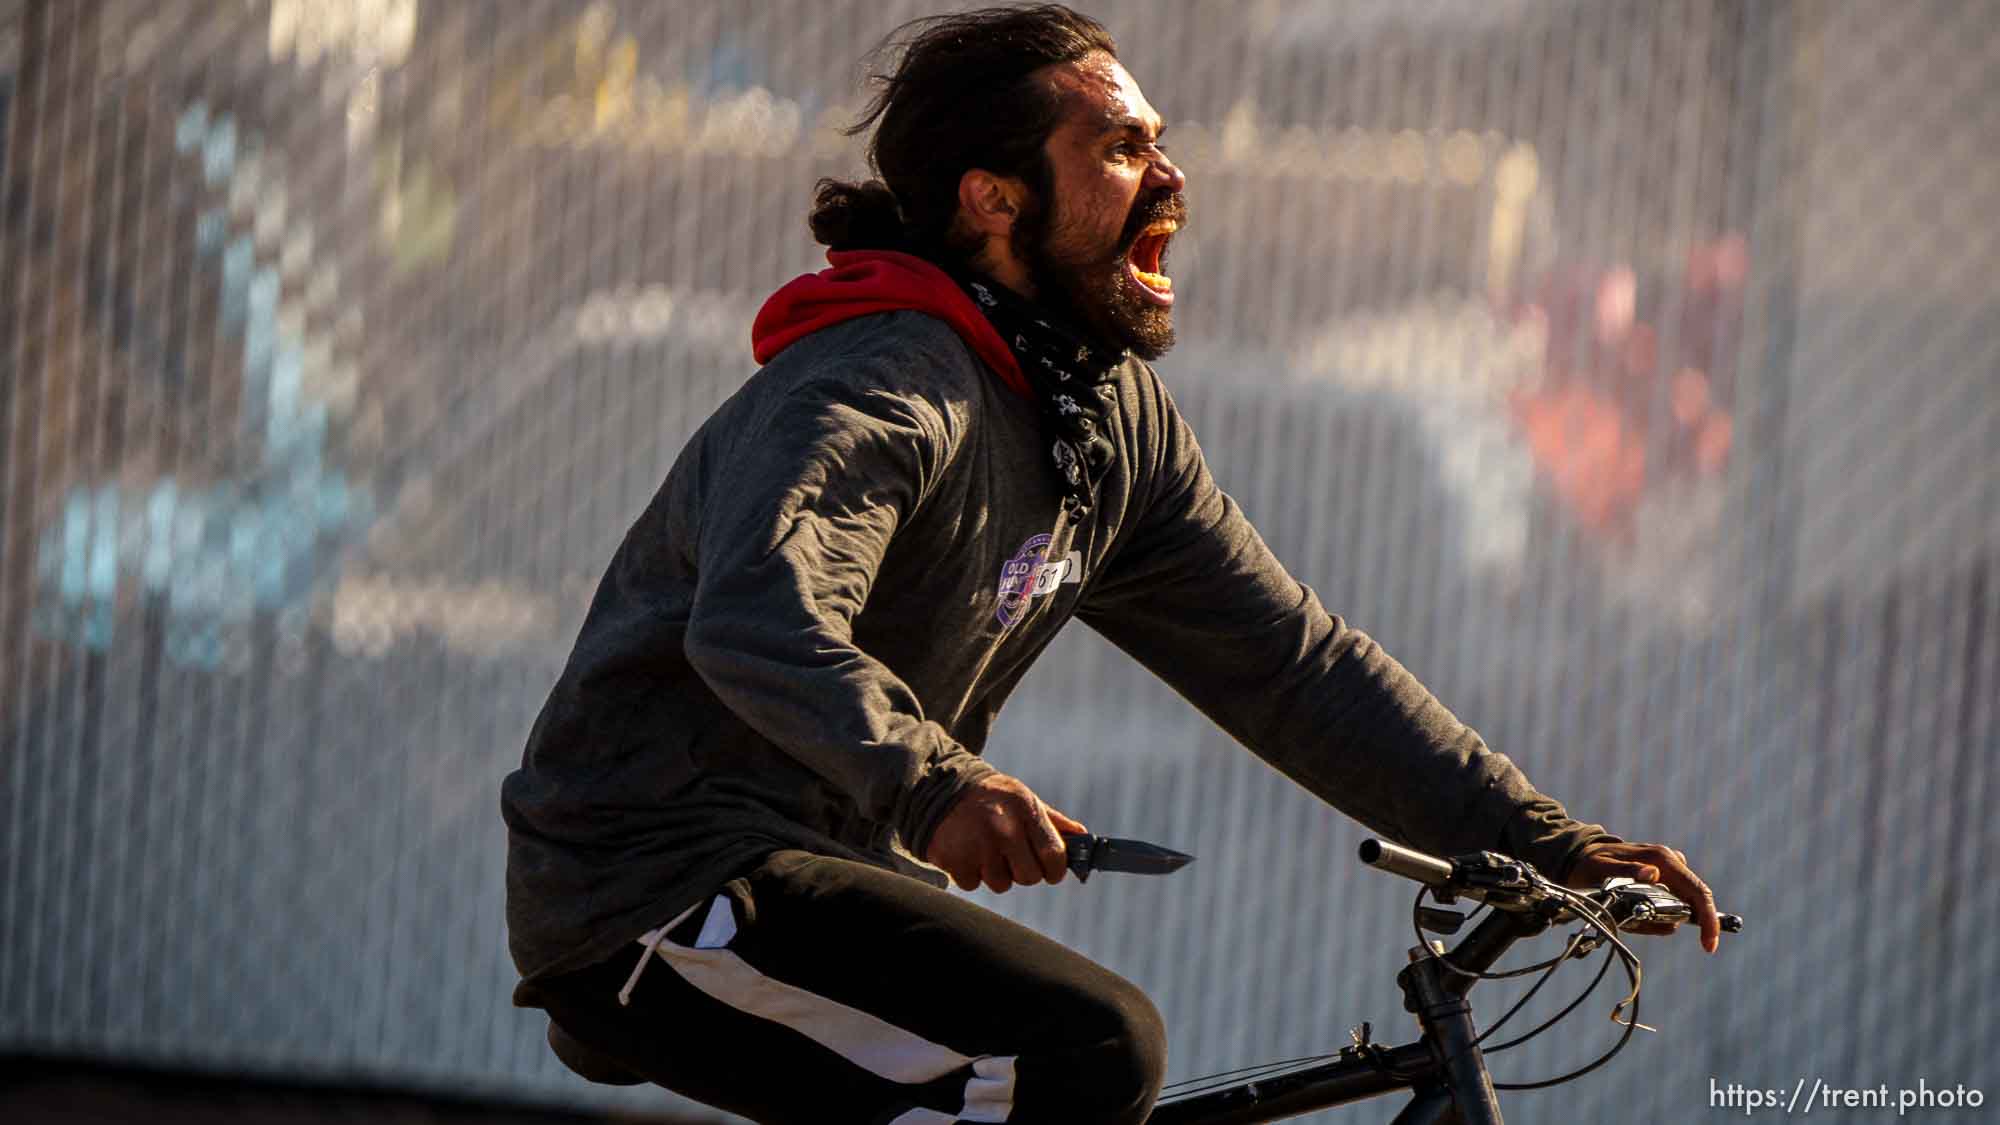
[1358,838,1455,885]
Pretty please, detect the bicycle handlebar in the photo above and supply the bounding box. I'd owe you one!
[1358,837,1744,935]
[1356,837,1455,885]
[1146,839,1740,1121]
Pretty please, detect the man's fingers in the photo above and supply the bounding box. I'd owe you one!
[1003,822,1045,888]
[1658,851,1721,955]
[947,858,980,892]
[982,853,1015,894]
[1044,806,1086,885]
[1028,806,1069,885]
[1607,860,1662,883]
[1573,840,1724,954]
[1698,897,1722,953]
[1046,807,1088,838]
[1672,860,1720,948]
[931,774,1086,895]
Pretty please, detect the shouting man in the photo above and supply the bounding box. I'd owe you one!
[501,7,1719,1123]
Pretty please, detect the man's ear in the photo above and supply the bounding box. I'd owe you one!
[957,169,1025,239]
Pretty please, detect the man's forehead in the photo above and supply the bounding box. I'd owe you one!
[1046,52,1163,136]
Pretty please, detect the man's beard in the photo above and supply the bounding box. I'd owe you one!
[1014,189,1189,361]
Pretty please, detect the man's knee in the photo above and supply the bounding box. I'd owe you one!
[1087,979,1169,1125]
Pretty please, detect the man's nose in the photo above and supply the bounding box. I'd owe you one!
[1144,150,1185,194]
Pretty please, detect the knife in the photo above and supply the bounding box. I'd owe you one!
[1062,833,1196,883]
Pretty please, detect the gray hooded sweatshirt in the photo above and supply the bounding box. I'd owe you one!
[500,299,1613,988]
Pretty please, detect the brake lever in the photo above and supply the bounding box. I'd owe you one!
[1567,877,1744,935]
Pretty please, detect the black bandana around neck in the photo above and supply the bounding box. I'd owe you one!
[956,274,1124,516]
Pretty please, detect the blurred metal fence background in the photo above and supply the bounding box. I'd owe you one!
[2,1,1995,1121]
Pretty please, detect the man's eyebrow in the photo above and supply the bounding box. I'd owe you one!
[1097,113,1166,140]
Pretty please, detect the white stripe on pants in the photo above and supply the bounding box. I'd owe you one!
[634,895,1017,1121]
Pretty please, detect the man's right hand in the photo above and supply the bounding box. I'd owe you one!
[924,772,1087,893]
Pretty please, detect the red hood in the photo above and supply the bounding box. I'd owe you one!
[750,250,1033,401]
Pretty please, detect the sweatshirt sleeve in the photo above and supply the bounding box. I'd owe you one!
[682,370,995,856]
[1078,375,1616,882]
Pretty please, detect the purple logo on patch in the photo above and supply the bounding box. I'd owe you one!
[995,533,1081,628]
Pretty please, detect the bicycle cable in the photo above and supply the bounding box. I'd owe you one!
[1490,887,1648,1090]
[1492,987,1641,1091]
[1404,878,1653,1091]
[1156,1052,1346,1101]
[1480,925,1616,1052]
[1407,886,1572,983]
[1553,884,1649,1031]
[1471,925,1597,1048]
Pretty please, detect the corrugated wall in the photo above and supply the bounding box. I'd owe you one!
[2,2,1994,1121]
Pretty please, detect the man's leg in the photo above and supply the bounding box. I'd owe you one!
[529,849,1166,1124]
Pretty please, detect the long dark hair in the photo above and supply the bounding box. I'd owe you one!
[809,5,1116,261]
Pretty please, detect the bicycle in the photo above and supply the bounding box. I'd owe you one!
[1141,838,1744,1124]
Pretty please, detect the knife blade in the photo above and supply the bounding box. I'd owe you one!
[1062,833,1196,882]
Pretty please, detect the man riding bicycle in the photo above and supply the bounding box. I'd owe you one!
[500,7,1720,1123]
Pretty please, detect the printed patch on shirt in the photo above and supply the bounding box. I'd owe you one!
[995,533,1082,628]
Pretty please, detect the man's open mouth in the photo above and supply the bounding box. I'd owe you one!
[1125,219,1178,305]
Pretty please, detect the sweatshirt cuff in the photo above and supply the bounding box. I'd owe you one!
[1553,829,1624,884]
[1497,797,1622,886]
[897,749,999,861]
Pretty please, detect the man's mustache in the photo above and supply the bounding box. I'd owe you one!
[1119,191,1190,248]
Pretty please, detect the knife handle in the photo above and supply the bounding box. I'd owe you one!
[1062,832,1095,882]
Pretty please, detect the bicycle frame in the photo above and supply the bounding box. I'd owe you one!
[1146,906,1552,1125]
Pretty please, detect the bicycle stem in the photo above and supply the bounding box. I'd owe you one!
[1440,904,1552,986]
[1388,906,1552,1124]
[1400,953,1504,1125]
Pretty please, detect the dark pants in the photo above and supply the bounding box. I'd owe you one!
[524,849,1167,1124]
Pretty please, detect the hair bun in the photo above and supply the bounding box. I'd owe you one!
[809,178,908,250]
